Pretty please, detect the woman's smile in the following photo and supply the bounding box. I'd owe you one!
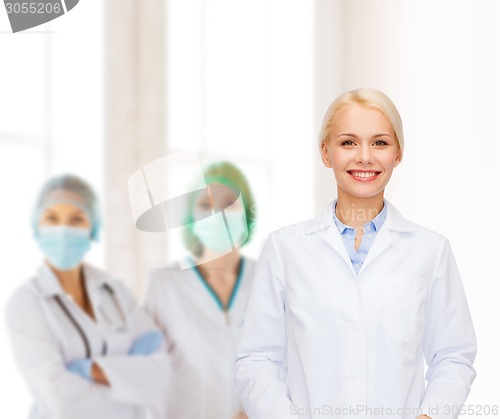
[321,103,401,199]
[347,169,382,182]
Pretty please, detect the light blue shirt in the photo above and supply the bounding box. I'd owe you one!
[333,200,388,275]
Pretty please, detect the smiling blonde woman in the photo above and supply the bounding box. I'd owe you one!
[234,88,477,419]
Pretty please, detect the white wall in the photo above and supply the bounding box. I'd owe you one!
[0,0,498,416]
[313,0,499,410]
[0,2,103,415]
[165,0,315,260]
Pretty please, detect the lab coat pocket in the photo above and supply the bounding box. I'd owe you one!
[383,275,427,344]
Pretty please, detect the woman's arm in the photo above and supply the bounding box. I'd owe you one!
[419,238,477,419]
[91,362,110,385]
[234,233,296,419]
[91,281,170,405]
[4,286,131,419]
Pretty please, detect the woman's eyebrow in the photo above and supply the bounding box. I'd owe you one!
[337,133,392,138]
[70,209,86,216]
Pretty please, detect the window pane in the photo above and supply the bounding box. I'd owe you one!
[0,36,48,137]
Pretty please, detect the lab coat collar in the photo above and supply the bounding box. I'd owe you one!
[306,198,414,234]
[35,261,113,298]
[307,198,414,277]
[332,198,388,234]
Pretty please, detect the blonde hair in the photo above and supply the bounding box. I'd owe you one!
[318,88,404,160]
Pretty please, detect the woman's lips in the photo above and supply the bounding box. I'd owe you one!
[347,170,381,182]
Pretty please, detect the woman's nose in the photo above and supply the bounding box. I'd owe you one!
[355,145,374,164]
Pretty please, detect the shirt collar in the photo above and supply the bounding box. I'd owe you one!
[35,262,110,298]
[35,262,64,297]
[332,199,388,234]
[305,198,414,235]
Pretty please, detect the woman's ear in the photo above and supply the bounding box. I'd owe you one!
[393,148,402,168]
[321,142,332,168]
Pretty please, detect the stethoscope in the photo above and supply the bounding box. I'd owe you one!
[53,283,127,359]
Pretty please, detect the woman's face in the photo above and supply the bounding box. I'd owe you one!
[39,203,91,230]
[191,183,247,256]
[193,183,243,215]
[321,103,401,200]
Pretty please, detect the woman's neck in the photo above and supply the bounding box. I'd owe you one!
[195,251,242,309]
[335,189,385,229]
[47,262,95,319]
[48,262,84,295]
[195,250,241,280]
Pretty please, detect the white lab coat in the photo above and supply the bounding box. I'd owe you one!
[4,262,170,419]
[144,256,256,419]
[235,198,477,419]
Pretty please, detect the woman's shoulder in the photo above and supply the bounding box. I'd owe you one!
[392,211,451,247]
[4,269,46,322]
[383,206,458,265]
[402,219,448,240]
[82,262,114,281]
[81,264,143,311]
[146,260,194,290]
[239,256,257,280]
[241,255,257,269]
[263,202,452,253]
[266,217,322,243]
[147,256,257,289]
[83,263,128,292]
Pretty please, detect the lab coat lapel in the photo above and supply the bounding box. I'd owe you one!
[35,262,65,297]
[356,199,414,277]
[313,199,414,278]
[355,220,394,277]
[83,264,122,328]
[83,264,128,331]
[83,264,105,310]
[322,224,357,277]
[310,200,357,277]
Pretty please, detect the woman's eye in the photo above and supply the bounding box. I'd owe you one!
[374,140,388,146]
[225,200,239,208]
[198,202,212,210]
[70,217,85,224]
[44,215,58,223]
[341,140,355,146]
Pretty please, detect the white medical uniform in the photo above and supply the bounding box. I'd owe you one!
[5,262,169,419]
[144,256,256,419]
[235,199,477,419]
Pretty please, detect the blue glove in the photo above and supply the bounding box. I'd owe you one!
[128,331,164,356]
[66,359,93,380]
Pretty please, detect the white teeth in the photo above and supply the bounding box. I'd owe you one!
[350,172,378,178]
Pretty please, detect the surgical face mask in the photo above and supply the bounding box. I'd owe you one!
[193,210,248,253]
[37,226,91,270]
